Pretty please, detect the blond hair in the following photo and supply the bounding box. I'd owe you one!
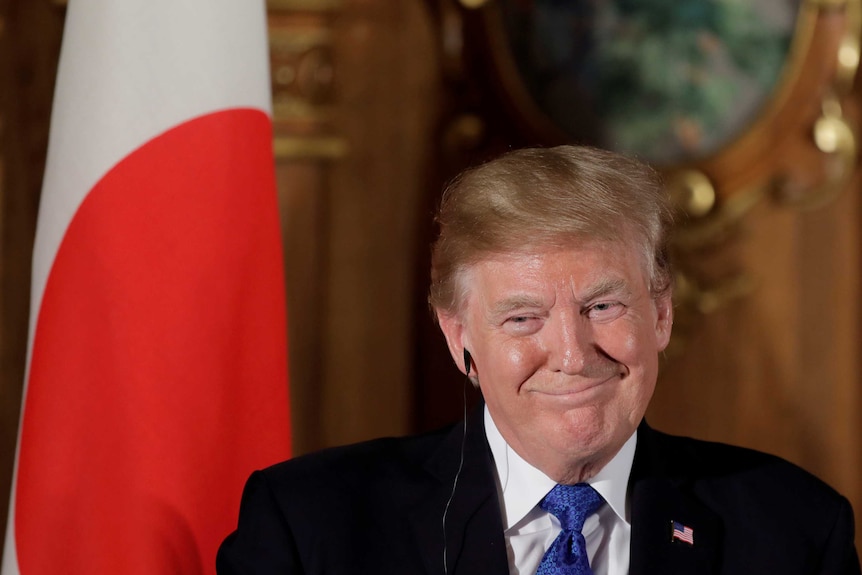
[429,145,672,317]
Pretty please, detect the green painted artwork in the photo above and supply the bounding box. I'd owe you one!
[501,0,799,164]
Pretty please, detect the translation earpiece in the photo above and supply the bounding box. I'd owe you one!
[463,349,472,375]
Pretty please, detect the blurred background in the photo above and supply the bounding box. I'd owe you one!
[1,0,860,551]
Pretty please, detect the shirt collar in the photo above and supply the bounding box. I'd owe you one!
[484,405,636,530]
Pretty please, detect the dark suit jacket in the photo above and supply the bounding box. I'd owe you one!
[217,408,860,574]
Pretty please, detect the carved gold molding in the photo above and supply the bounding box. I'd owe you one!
[457,0,491,8]
[268,1,347,161]
[273,135,347,159]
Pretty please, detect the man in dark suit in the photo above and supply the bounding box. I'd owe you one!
[217,145,860,574]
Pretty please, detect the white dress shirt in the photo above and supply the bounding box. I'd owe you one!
[484,406,635,575]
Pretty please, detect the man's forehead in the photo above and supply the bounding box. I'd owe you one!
[461,249,641,304]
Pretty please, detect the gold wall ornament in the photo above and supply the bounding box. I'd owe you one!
[659,0,860,337]
[666,171,762,355]
[666,170,716,219]
[835,4,860,89]
[672,271,757,317]
[443,114,486,156]
[458,0,491,9]
[273,135,347,159]
[668,0,862,220]
[772,95,857,210]
[268,1,347,161]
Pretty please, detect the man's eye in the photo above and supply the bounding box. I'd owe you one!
[587,301,624,320]
[503,315,542,334]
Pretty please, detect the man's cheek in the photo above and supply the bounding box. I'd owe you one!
[505,347,527,367]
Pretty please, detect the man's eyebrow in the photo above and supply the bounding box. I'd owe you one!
[577,278,631,303]
[488,295,545,317]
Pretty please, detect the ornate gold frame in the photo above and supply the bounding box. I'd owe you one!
[267,0,347,161]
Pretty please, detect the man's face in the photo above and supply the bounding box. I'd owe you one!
[438,241,673,483]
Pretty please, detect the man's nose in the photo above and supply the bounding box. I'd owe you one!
[546,311,591,375]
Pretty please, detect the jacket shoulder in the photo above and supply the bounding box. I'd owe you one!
[632,426,860,573]
[641,426,844,501]
[257,423,454,498]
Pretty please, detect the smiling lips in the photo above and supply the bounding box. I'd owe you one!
[528,371,625,397]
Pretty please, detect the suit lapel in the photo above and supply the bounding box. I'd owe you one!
[409,416,727,575]
[409,405,509,575]
[629,422,723,575]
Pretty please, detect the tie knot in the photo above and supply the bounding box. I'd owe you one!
[540,483,603,532]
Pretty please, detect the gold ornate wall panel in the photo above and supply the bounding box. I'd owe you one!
[269,0,439,455]
[267,0,346,456]
[268,0,347,161]
[318,0,439,451]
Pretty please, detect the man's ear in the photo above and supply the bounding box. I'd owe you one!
[436,312,471,377]
[653,292,674,352]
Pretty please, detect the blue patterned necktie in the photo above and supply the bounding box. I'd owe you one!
[536,483,603,575]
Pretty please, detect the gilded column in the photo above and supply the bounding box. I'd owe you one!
[267,0,345,455]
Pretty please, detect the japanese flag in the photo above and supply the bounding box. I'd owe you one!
[2,1,291,573]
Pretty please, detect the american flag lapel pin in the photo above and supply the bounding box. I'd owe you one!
[671,520,694,545]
